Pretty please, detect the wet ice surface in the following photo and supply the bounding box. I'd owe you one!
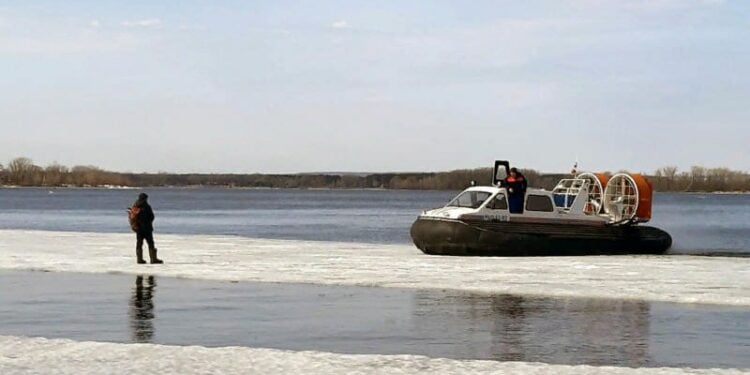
[1,270,749,370]
[2,230,750,374]
[1,230,749,306]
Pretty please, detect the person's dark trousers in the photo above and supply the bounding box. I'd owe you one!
[509,194,524,214]
[136,231,157,263]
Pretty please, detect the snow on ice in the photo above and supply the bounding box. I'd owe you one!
[0,335,746,375]
[1,229,749,306]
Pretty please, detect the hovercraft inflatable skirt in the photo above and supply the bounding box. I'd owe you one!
[410,217,672,256]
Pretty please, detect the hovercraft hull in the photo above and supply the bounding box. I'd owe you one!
[410,217,672,256]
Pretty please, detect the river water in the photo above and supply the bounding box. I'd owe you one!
[1,187,749,369]
[1,270,749,369]
[0,187,749,255]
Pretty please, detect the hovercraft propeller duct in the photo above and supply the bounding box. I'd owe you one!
[575,172,609,215]
[601,173,653,223]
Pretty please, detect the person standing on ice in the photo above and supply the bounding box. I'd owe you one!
[129,193,163,264]
[506,168,527,214]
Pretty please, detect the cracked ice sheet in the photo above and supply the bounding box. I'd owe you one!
[0,336,746,375]
[0,229,749,306]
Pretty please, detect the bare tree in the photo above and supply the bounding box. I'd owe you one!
[655,166,678,190]
[8,157,36,186]
[689,166,707,190]
[661,166,678,179]
[44,163,69,186]
[70,165,105,186]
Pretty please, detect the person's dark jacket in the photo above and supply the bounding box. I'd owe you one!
[133,195,155,233]
[506,172,527,195]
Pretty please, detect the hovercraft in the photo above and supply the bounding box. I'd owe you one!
[410,161,672,256]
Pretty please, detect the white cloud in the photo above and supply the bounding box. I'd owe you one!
[0,12,147,55]
[330,20,349,29]
[121,18,161,28]
[624,0,725,11]
[573,0,724,11]
[179,23,207,31]
[0,31,143,55]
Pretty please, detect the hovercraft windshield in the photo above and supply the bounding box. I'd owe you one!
[447,190,492,209]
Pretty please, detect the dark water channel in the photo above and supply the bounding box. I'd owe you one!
[1,270,748,368]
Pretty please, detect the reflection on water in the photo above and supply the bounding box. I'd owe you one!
[1,270,749,369]
[129,275,155,343]
[413,292,652,366]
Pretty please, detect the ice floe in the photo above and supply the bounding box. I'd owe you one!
[0,335,746,375]
[0,230,749,306]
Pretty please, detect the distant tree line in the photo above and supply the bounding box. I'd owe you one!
[649,166,750,192]
[1,157,749,192]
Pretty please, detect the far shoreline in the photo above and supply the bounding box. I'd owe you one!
[2,185,749,194]
[3,157,749,192]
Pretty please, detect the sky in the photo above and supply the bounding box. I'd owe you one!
[1,0,748,174]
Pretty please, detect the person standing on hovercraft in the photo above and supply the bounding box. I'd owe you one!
[506,168,527,214]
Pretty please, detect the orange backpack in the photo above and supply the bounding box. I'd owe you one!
[128,206,141,232]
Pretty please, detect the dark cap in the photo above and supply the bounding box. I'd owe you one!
[138,193,148,200]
